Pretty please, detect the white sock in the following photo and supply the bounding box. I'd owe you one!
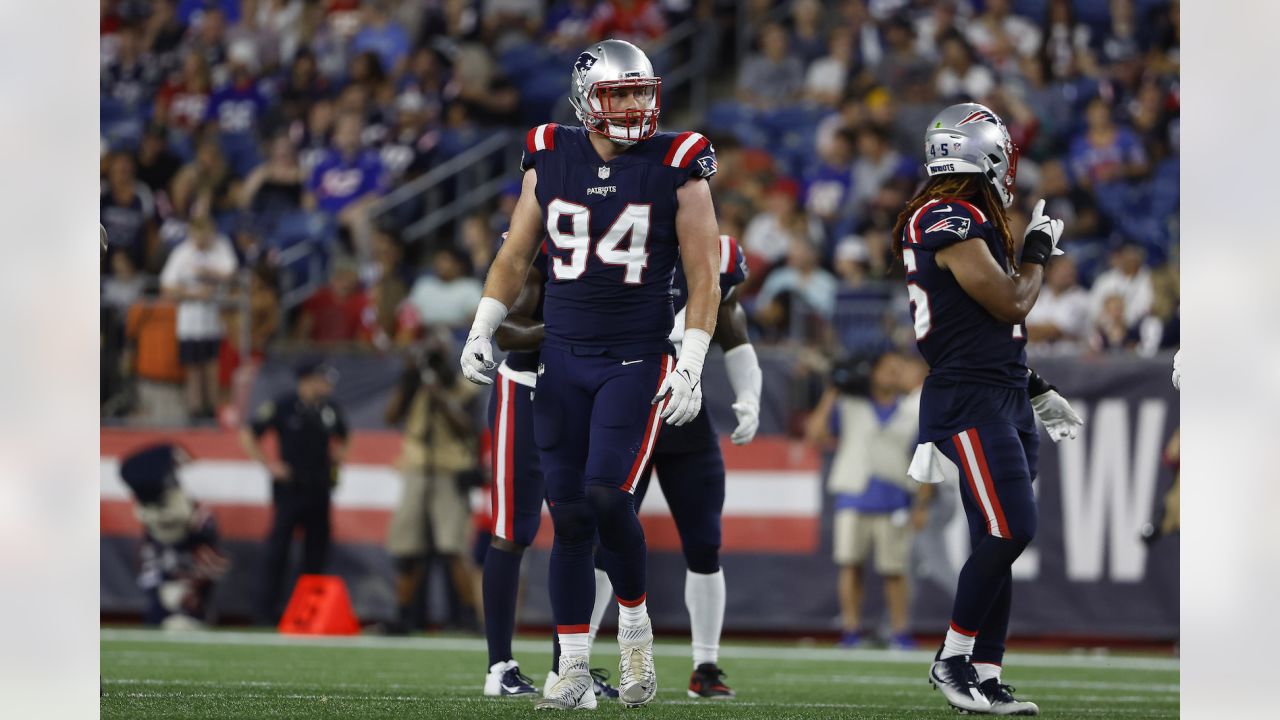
[685,569,725,668]
[618,597,648,628]
[588,568,613,652]
[940,625,976,659]
[974,663,1002,683]
[558,632,589,666]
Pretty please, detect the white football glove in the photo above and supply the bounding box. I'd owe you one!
[730,400,760,445]
[1031,390,1084,442]
[459,334,496,385]
[459,297,508,385]
[1171,348,1181,390]
[1024,198,1065,257]
[653,368,702,426]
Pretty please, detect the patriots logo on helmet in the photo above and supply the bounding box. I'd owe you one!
[573,52,598,75]
[697,155,717,178]
[956,109,998,127]
[926,216,972,238]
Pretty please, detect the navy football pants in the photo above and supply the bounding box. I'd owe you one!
[633,407,725,575]
[534,344,674,632]
[936,422,1039,666]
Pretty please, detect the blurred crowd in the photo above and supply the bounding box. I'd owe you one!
[100,0,1179,426]
[713,0,1179,362]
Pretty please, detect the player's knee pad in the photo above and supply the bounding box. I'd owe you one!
[683,544,720,575]
[584,484,636,525]
[548,499,595,546]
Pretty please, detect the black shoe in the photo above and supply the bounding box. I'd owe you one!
[589,668,620,699]
[928,653,992,714]
[980,679,1040,716]
[688,663,735,699]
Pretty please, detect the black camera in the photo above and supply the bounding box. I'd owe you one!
[831,354,875,397]
[419,347,458,388]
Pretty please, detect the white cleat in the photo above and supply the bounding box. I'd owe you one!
[617,617,658,708]
[535,655,596,710]
[929,654,993,714]
[981,680,1040,716]
[544,670,559,698]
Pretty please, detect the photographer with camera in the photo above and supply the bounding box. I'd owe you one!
[807,351,922,649]
[384,330,485,633]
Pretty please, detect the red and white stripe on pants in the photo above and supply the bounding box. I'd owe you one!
[952,428,1011,539]
[490,363,535,541]
[620,355,675,494]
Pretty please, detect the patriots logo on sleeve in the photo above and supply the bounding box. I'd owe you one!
[925,216,972,238]
[697,155,717,178]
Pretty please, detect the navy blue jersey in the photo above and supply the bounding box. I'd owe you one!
[902,198,1027,388]
[504,244,549,374]
[521,123,717,352]
[670,234,747,344]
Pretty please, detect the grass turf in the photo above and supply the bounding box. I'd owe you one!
[101,629,1178,719]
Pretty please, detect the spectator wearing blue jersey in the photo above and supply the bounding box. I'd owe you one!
[205,41,268,174]
[1069,97,1149,189]
[305,112,386,258]
[803,129,855,227]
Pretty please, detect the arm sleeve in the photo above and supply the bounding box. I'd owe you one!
[723,344,762,407]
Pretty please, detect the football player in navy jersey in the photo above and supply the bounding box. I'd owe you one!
[460,39,722,710]
[893,103,1082,716]
[632,233,759,700]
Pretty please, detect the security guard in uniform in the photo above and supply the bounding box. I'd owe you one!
[239,359,349,624]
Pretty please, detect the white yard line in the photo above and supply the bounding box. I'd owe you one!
[101,628,1179,672]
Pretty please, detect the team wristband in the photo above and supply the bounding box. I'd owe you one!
[1020,230,1053,266]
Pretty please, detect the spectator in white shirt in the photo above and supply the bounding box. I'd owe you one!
[400,246,483,342]
[1025,256,1091,352]
[805,26,856,107]
[160,216,239,420]
[1089,243,1153,327]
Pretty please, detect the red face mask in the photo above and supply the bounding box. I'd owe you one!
[586,77,661,142]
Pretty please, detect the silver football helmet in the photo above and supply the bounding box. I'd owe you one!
[923,103,1019,208]
[568,39,661,146]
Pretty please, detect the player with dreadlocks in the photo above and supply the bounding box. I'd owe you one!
[896,103,1083,716]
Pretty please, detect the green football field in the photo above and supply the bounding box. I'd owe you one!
[101,628,1178,719]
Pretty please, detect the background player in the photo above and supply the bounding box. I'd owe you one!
[894,103,1080,715]
[481,239,617,700]
[631,233,760,699]
[460,39,722,710]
